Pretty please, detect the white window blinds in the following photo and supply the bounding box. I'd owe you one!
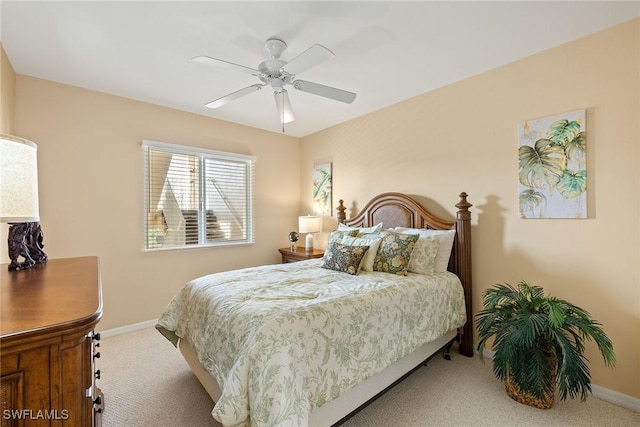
[143,140,255,250]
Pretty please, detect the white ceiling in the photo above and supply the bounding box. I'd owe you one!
[2,1,638,137]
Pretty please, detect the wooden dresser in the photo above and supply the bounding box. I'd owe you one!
[0,257,103,427]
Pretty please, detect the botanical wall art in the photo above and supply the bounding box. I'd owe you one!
[313,162,332,216]
[518,109,586,219]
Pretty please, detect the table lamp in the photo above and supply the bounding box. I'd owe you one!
[298,215,322,251]
[0,134,47,271]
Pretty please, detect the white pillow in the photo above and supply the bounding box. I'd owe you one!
[338,222,383,234]
[341,235,382,272]
[394,227,456,273]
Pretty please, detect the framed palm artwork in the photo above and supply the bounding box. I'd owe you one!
[312,163,332,216]
[518,109,586,219]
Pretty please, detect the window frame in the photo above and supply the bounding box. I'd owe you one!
[142,139,256,252]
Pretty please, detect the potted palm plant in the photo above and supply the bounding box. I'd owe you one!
[476,281,615,409]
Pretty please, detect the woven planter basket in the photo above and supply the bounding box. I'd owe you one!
[504,353,557,409]
[505,377,555,409]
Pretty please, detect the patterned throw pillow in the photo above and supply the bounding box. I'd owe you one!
[324,230,358,256]
[373,231,419,276]
[341,235,382,272]
[325,230,359,252]
[321,243,370,275]
[394,227,456,273]
[407,234,440,274]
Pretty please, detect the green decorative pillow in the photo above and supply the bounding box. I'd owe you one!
[373,231,419,276]
[321,243,370,275]
[341,235,382,272]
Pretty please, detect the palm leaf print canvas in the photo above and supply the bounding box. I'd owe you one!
[518,109,586,219]
[313,163,332,216]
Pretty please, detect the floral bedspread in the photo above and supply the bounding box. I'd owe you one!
[156,259,466,427]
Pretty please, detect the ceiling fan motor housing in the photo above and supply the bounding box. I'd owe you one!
[258,58,293,87]
[264,38,287,59]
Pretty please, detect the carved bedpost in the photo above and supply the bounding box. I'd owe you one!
[336,199,346,224]
[455,192,473,357]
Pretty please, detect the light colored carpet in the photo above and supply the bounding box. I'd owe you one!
[100,327,639,427]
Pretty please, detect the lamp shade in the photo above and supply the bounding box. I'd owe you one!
[0,134,40,222]
[298,215,322,234]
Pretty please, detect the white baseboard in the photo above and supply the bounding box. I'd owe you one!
[100,319,158,339]
[591,384,640,413]
[478,348,639,413]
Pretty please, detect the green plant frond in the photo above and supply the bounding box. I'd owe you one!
[524,350,555,400]
[493,343,523,380]
[529,295,547,311]
[557,326,586,354]
[519,280,545,298]
[542,298,566,328]
[563,316,616,367]
[476,337,490,362]
[549,329,592,401]
[589,328,615,367]
[506,313,549,347]
[482,283,520,305]
[562,302,593,320]
[547,303,615,367]
[562,312,597,333]
[475,312,499,338]
[502,345,554,402]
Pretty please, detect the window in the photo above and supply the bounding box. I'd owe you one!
[143,140,255,250]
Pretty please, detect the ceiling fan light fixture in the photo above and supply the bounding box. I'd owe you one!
[274,89,295,124]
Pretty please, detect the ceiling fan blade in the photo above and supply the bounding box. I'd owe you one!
[274,89,295,123]
[205,84,265,109]
[192,55,259,74]
[284,44,334,75]
[292,80,356,104]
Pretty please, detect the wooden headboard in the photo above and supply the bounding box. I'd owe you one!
[336,192,473,357]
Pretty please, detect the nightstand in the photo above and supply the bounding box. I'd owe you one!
[279,247,324,263]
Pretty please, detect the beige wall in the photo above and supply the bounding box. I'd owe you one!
[300,19,640,398]
[0,43,16,134]
[12,76,301,330]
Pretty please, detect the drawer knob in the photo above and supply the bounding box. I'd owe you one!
[94,352,101,359]
[95,369,101,379]
[93,333,101,341]
[93,396,102,405]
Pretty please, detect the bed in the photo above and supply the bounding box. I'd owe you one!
[156,192,473,427]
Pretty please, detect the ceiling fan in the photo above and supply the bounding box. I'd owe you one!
[193,38,357,125]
